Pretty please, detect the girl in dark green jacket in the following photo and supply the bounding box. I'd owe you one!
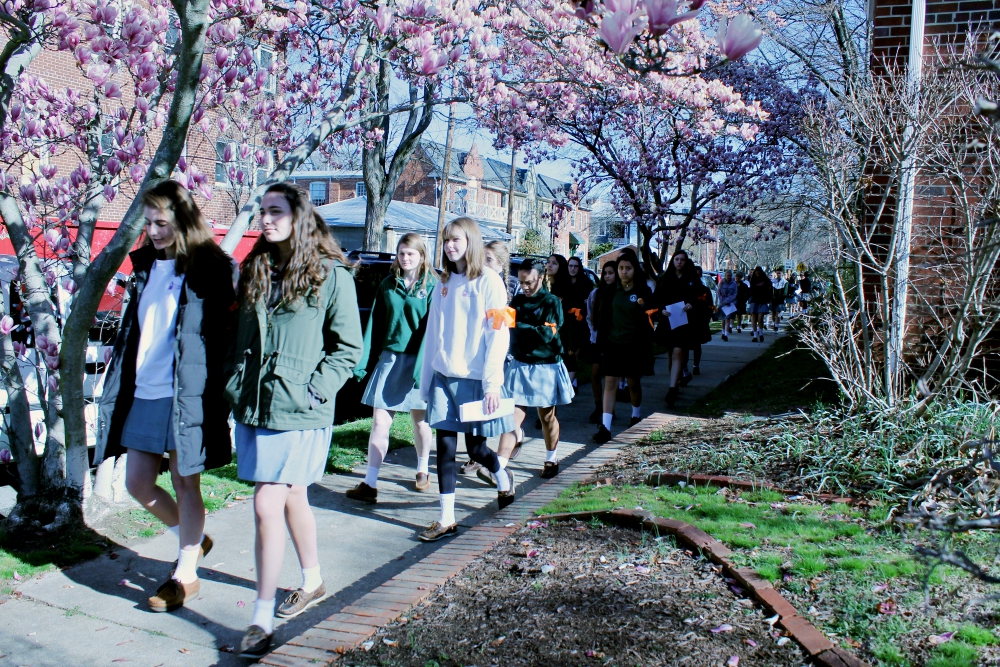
[228,184,362,659]
[346,233,436,503]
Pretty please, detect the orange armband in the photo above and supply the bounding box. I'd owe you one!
[568,307,584,321]
[544,321,558,335]
[486,306,516,329]
[645,308,659,328]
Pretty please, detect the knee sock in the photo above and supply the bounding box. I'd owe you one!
[439,493,456,526]
[632,406,641,418]
[416,456,429,475]
[252,598,276,634]
[545,448,558,463]
[602,413,612,430]
[497,455,509,468]
[173,545,200,584]
[363,465,380,488]
[301,565,322,593]
[436,431,460,494]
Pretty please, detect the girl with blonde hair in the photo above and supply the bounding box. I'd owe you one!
[346,233,436,501]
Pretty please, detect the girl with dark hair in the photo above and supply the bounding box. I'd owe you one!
[689,266,714,375]
[593,250,654,444]
[565,255,594,391]
[484,240,519,301]
[735,271,750,332]
[228,183,363,658]
[346,233,436,503]
[653,250,698,408]
[587,260,618,423]
[717,270,738,342]
[545,253,571,298]
[96,180,236,613]
[419,217,516,542]
[747,266,771,342]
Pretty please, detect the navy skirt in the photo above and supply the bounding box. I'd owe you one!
[122,397,176,455]
[425,372,514,437]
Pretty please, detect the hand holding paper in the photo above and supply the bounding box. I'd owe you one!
[665,301,688,328]
[460,398,515,422]
[721,304,737,317]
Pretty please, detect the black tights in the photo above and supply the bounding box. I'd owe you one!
[436,430,501,494]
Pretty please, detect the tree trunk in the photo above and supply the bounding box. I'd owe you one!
[506,148,517,236]
[0,289,38,500]
[436,103,456,266]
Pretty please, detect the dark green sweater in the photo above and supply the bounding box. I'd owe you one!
[509,288,564,364]
[354,273,436,384]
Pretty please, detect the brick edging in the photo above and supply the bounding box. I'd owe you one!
[534,508,870,667]
[260,413,677,666]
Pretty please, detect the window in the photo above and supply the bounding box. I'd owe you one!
[355,182,366,197]
[309,182,326,206]
[256,149,272,187]
[215,140,229,184]
[257,47,276,94]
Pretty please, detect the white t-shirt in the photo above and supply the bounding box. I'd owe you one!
[134,259,183,400]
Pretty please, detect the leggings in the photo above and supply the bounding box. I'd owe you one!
[436,430,501,494]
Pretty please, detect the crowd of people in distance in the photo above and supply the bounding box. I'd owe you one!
[717,266,818,342]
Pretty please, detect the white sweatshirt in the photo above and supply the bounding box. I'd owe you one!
[135,259,183,400]
[420,269,510,398]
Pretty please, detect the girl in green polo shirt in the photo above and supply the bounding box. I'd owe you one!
[346,233,436,502]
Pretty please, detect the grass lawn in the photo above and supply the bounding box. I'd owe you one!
[689,332,840,416]
[540,482,1000,667]
[326,412,416,473]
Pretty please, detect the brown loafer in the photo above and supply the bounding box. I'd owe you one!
[541,461,559,479]
[498,469,517,509]
[418,521,458,542]
[459,459,482,475]
[276,584,327,619]
[414,472,431,491]
[149,578,200,612]
[509,429,525,460]
[239,625,273,659]
[345,482,377,503]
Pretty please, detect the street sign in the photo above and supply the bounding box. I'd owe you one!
[783,259,794,271]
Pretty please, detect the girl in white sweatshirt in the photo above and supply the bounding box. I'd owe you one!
[419,217,515,541]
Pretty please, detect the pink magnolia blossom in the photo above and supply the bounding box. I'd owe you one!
[717,15,763,62]
[0,315,13,335]
[644,0,700,36]
[0,448,11,464]
[13,341,26,356]
[599,8,647,55]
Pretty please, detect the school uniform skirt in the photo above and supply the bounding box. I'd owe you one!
[602,343,654,379]
[425,372,514,437]
[361,350,426,412]
[235,423,333,486]
[505,359,575,408]
[121,397,176,454]
[747,301,770,314]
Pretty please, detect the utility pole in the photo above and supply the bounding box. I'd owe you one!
[435,101,456,266]
[506,146,517,238]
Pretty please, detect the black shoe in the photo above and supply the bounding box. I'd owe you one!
[345,482,377,503]
[239,625,273,659]
[751,336,757,343]
[693,366,700,376]
[665,387,678,408]
[721,333,728,342]
[630,416,641,427]
[679,372,693,387]
[593,426,613,444]
[589,408,601,424]
[540,461,559,479]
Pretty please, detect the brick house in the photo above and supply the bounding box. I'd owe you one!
[869,0,999,384]
[293,141,593,259]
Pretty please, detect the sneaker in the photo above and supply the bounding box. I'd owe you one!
[593,426,613,444]
[540,461,559,479]
[630,416,642,427]
[460,459,483,475]
[589,408,601,424]
[418,521,458,542]
[721,333,728,342]
[345,482,377,503]
[498,469,516,509]
[477,466,497,488]
[148,578,200,613]
[239,625,273,659]
[276,584,327,619]
[665,386,678,408]
[693,366,700,376]
[414,472,431,492]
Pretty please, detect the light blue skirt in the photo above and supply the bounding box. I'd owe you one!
[425,372,514,437]
[122,397,177,455]
[504,359,575,408]
[361,351,426,412]
[235,423,332,486]
[747,302,770,314]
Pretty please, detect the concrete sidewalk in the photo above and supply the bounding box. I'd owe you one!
[0,329,781,667]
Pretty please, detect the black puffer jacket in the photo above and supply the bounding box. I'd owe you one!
[95,243,237,476]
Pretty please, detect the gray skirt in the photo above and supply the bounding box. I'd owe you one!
[505,359,575,408]
[361,351,426,412]
[235,422,332,486]
[122,397,176,455]
[425,372,514,437]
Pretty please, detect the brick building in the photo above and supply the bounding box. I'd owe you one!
[293,141,593,259]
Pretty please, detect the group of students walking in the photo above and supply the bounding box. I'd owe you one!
[716,267,814,342]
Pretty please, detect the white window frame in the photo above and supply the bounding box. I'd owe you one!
[257,46,276,94]
[309,181,326,206]
[355,181,366,197]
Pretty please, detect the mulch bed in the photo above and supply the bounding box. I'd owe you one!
[339,522,805,666]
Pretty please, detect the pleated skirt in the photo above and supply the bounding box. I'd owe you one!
[504,359,575,408]
[425,372,514,437]
[361,351,426,412]
[235,423,332,486]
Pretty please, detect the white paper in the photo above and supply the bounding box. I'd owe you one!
[665,301,688,328]
[721,304,737,317]
[460,398,515,422]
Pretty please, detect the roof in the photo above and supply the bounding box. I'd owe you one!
[316,197,511,241]
[289,169,363,179]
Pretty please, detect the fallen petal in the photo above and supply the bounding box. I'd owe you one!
[744,639,758,647]
[711,624,734,633]
[727,656,740,667]
[929,632,955,645]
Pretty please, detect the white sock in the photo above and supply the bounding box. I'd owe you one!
[173,545,200,584]
[631,406,641,418]
[416,456,429,475]
[168,525,180,538]
[497,455,509,468]
[602,413,612,430]
[495,466,511,492]
[439,493,456,526]
[251,598,276,634]
[545,448,558,463]
[301,565,322,594]
[363,465,380,488]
